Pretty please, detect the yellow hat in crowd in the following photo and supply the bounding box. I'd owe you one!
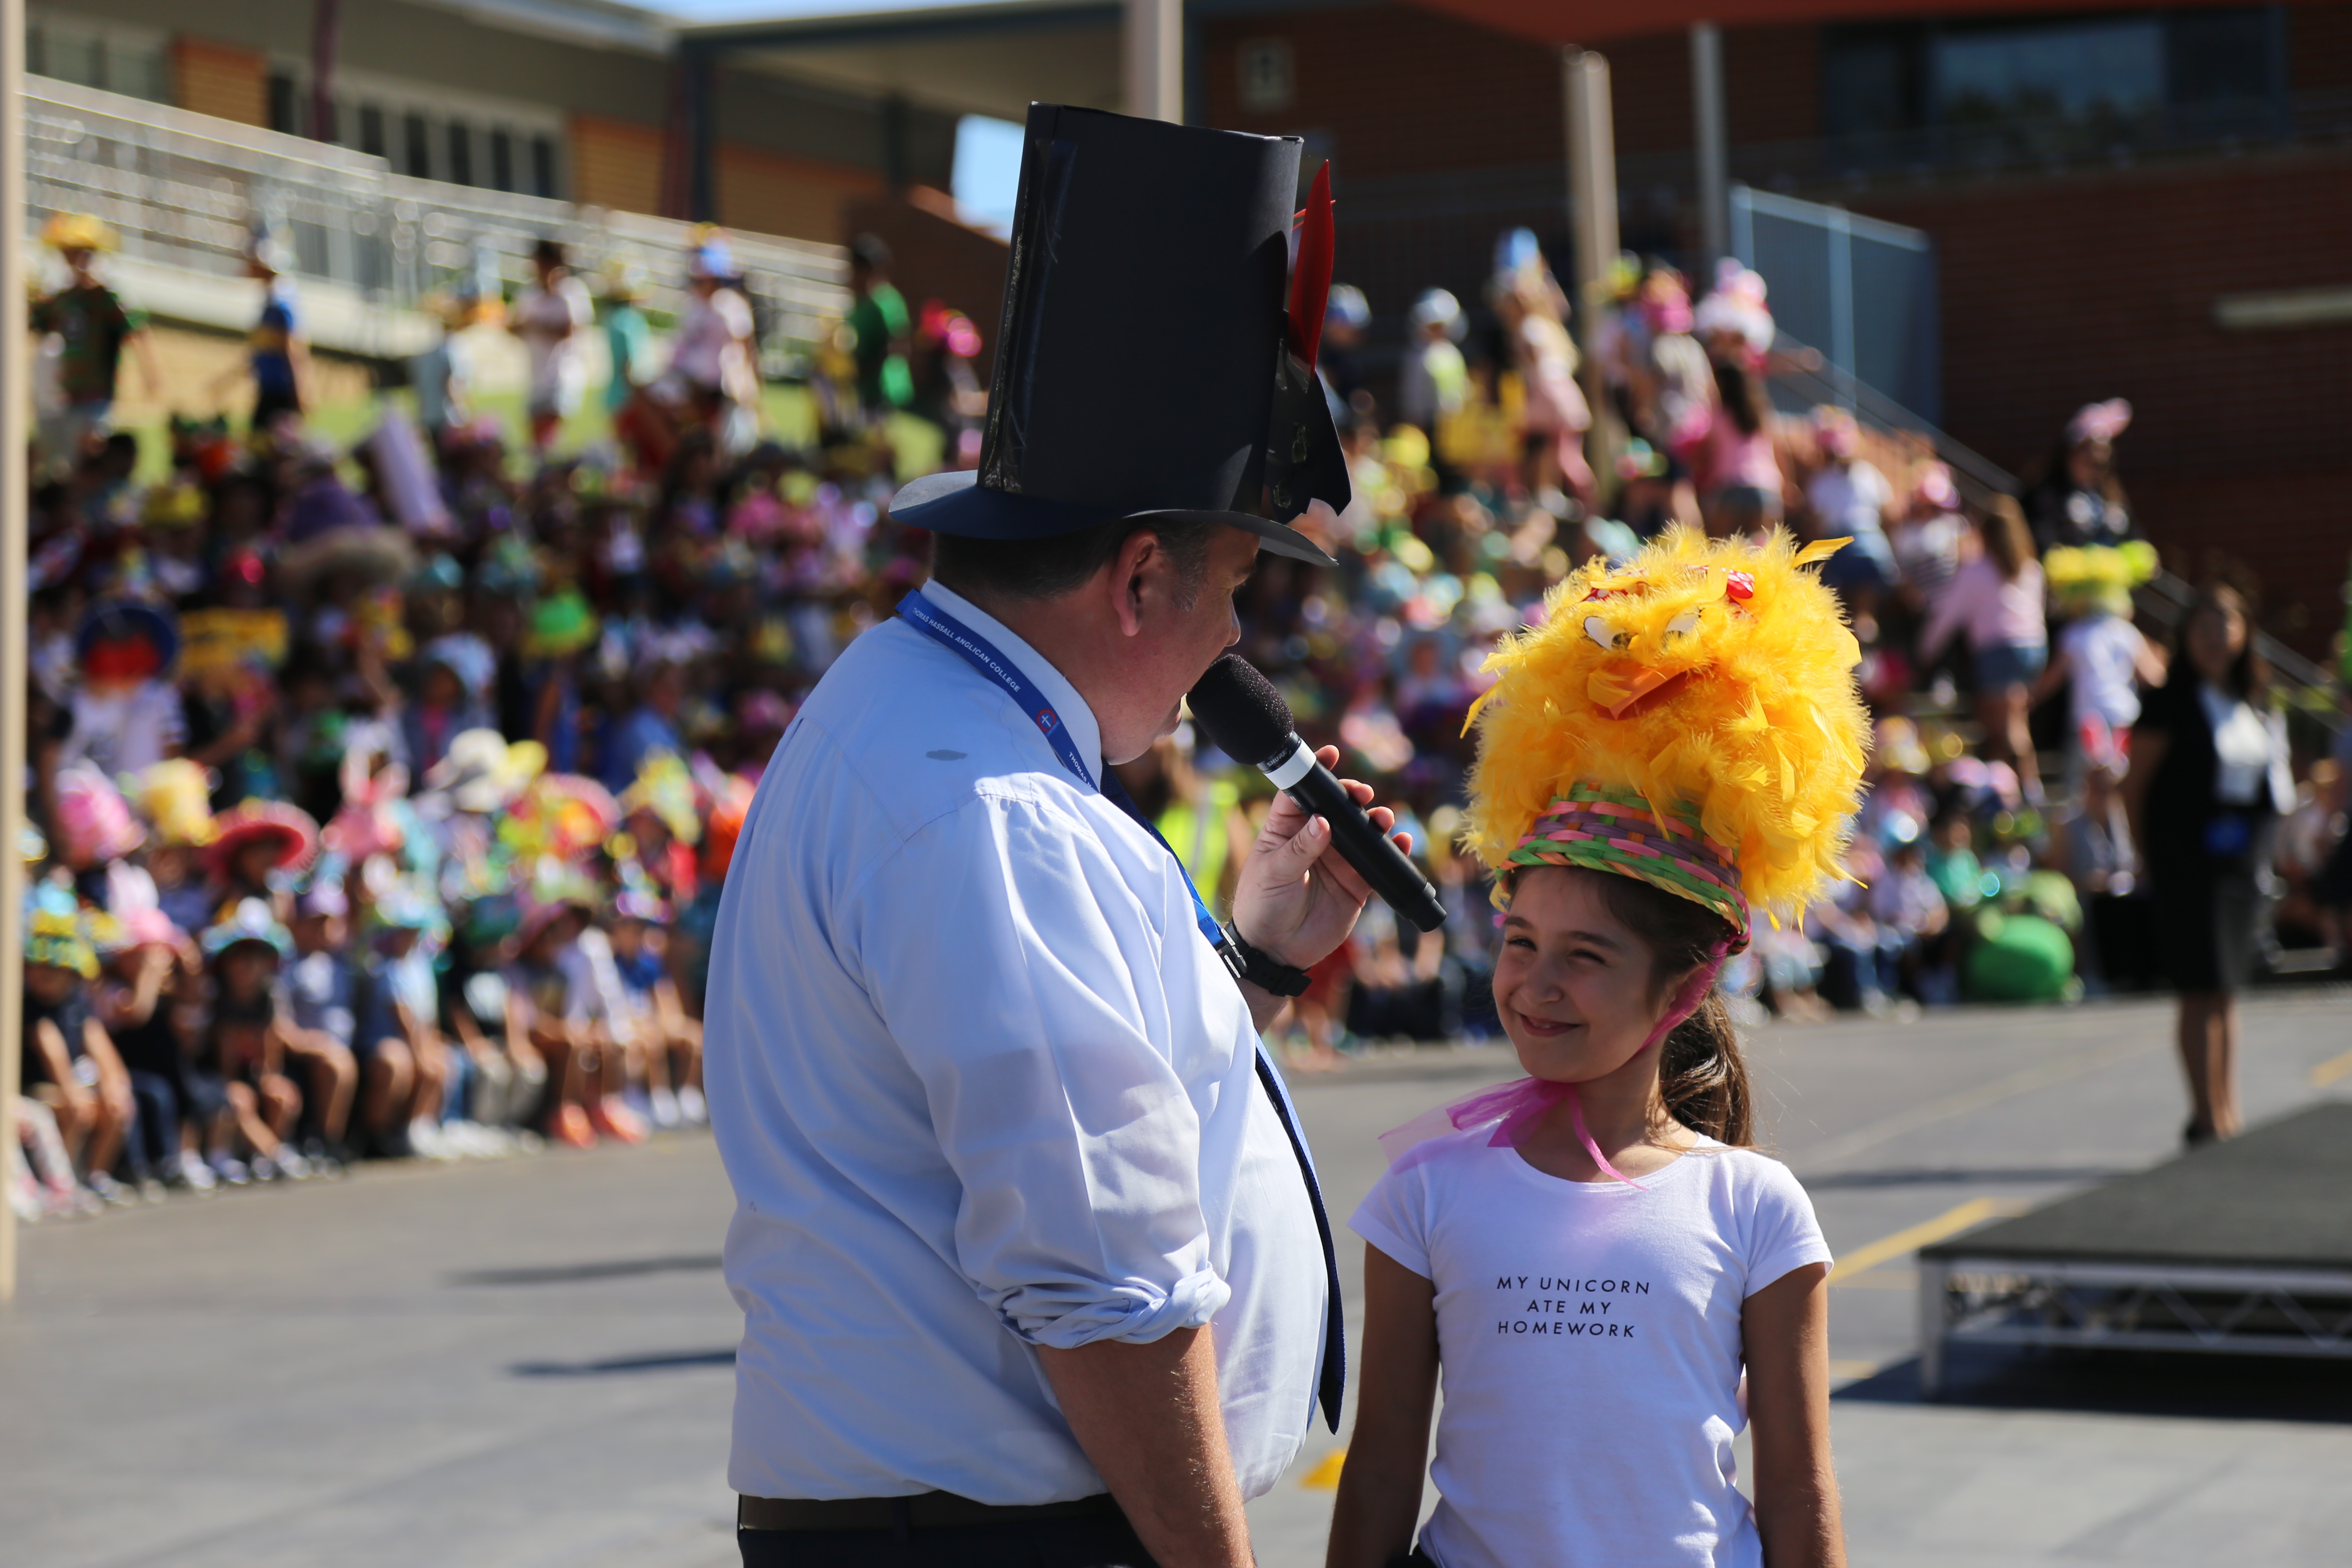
[42,212,119,253]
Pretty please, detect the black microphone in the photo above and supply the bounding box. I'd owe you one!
[1188,654,1447,932]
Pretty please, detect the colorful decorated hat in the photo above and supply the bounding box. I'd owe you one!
[42,212,118,254]
[25,906,98,977]
[1462,527,1872,951]
[2067,398,2132,447]
[55,761,147,866]
[2043,539,2158,617]
[130,760,219,848]
[523,588,600,659]
[76,600,179,683]
[619,750,701,846]
[202,897,294,961]
[207,799,321,879]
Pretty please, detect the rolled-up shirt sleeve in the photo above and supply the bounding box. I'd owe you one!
[851,791,1230,1350]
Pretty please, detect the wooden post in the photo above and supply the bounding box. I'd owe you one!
[1,0,30,1305]
[1690,21,1728,274]
[1563,47,1622,502]
[1124,0,1182,123]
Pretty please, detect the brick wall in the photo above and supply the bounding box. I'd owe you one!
[172,37,266,128]
[570,114,666,218]
[1850,151,2352,651]
[717,145,881,245]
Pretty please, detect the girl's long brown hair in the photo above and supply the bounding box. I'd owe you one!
[1982,495,2036,583]
[1591,871,1755,1146]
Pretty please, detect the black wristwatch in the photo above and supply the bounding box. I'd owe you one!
[1225,928,1312,997]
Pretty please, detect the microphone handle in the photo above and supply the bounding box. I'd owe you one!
[1265,738,1448,932]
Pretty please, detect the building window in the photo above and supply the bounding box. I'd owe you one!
[489,128,514,192]
[530,135,557,199]
[1822,7,2282,166]
[447,120,474,185]
[404,112,433,178]
[1238,39,1295,113]
[267,71,302,136]
[358,104,386,159]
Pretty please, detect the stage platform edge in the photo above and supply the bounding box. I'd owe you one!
[1913,1102,2352,1396]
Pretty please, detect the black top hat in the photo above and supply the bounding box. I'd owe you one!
[888,104,1347,567]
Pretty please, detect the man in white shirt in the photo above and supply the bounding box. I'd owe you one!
[705,104,1366,1568]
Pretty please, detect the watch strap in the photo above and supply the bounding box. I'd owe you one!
[1226,929,1311,997]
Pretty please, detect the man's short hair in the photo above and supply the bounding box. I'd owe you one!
[929,516,1216,605]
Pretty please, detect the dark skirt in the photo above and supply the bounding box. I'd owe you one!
[2153,867,2263,995]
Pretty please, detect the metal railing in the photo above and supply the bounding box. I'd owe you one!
[24,76,849,368]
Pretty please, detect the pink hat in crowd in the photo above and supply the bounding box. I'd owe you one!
[2067,398,2132,446]
[55,762,147,867]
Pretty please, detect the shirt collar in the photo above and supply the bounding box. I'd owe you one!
[919,581,1106,785]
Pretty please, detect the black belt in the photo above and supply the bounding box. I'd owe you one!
[738,1491,1122,1533]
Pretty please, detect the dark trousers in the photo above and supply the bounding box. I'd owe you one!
[738,1515,1159,1567]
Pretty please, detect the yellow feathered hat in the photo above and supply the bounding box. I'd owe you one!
[2043,540,2157,617]
[1462,527,1871,949]
[42,212,119,254]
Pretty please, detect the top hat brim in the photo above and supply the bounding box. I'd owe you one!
[887,470,1335,569]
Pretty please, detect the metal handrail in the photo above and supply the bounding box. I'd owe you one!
[24,75,849,364]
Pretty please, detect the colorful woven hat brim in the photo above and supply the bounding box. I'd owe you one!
[1506,783,1751,951]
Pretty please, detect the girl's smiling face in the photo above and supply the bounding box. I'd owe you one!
[1491,866,1667,1084]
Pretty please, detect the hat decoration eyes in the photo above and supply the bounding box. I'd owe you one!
[1576,564,1756,653]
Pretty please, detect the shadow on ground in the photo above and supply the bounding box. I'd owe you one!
[511,1348,739,1377]
[448,1253,725,1286]
[1838,1347,2352,1424]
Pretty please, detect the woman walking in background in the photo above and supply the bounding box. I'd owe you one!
[2123,586,2291,1144]
[1920,496,2047,799]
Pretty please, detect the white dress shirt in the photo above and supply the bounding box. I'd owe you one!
[705,582,1327,1504]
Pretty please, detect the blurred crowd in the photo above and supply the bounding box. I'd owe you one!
[15,210,2352,1219]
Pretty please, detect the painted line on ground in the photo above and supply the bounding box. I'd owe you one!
[1827,1197,2028,1283]
[2312,1046,2352,1089]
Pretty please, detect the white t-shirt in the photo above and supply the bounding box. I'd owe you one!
[2059,613,2150,730]
[1351,1127,1832,1568]
[1806,461,1891,542]
[671,288,755,393]
[512,275,592,413]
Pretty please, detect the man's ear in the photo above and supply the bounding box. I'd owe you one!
[1109,527,1163,639]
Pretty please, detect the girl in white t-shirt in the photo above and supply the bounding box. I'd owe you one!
[1329,528,1863,1568]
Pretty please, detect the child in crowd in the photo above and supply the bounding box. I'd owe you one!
[1331,530,1856,1568]
[283,878,364,1167]
[502,891,602,1149]
[21,906,139,1205]
[438,897,546,1138]
[2034,543,2168,787]
[351,888,454,1158]
[92,913,200,1196]
[199,900,311,1183]
[604,890,704,1129]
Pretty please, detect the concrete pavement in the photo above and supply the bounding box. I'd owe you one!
[3,989,2348,1566]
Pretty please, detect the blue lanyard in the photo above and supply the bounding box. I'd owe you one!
[897,590,1236,966]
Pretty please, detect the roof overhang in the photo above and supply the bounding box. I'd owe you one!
[1407,0,2304,45]
[683,0,1120,122]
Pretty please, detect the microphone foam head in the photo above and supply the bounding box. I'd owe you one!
[1188,655,1297,770]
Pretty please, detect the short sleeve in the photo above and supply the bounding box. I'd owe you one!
[851,793,1231,1352]
[1737,1155,1833,1296]
[1349,1159,1433,1280]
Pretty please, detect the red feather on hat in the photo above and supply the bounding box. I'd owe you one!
[1288,162,1334,373]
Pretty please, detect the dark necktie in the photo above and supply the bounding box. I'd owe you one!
[1099,766,1347,1432]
